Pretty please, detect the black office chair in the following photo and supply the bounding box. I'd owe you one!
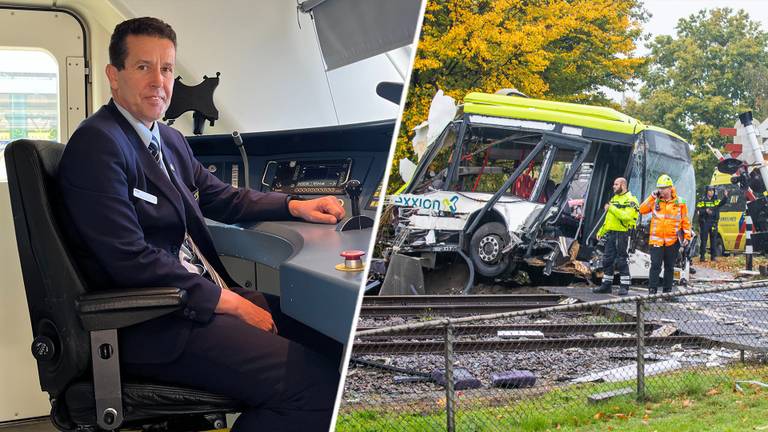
[5,140,241,431]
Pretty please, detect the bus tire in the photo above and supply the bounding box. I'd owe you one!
[469,222,510,277]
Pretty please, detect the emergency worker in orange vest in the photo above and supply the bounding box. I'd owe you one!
[638,174,692,295]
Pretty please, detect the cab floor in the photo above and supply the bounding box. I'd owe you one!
[0,418,55,432]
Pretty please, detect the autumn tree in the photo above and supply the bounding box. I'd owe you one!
[623,8,768,194]
[389,0,648,192]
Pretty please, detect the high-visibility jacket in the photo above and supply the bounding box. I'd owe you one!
[639,187,692,247]
[597,191,639,238]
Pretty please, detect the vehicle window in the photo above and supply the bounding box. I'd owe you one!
[627,134,645,200]
[0,50,59,151]
[646,130,690,161]
[409,123,458,194]
[641,130,695,220]
[454,127,544,198]
[535,147,576,203]
[567,162,592,201]
[644,151,696,220]
[719,184,745,213]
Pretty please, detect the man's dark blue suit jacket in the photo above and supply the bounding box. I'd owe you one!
[57,100,291,364]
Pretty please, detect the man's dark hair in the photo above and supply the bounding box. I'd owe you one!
[109,17,176,70]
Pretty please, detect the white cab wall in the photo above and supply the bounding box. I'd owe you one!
[111,0,403,135]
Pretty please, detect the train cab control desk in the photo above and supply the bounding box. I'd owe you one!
[206,219,369,344]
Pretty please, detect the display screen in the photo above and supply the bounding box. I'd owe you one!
[297,165,346,187]
[266,159,352,194]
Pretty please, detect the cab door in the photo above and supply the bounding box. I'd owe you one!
[0,6,88,423]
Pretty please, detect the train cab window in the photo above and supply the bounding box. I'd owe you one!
[0,50,59,148]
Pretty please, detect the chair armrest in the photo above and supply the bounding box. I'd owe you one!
[77,287,187,331]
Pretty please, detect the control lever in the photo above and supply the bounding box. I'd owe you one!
[347,179,362,217]
[336,179,375,231]
[231,131,250,190]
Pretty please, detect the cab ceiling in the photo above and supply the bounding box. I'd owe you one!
[1,0,406,134]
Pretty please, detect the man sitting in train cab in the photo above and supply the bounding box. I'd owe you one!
[57,17,344,432]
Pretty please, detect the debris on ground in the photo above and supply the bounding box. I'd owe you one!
[491,370,537,389]
[572,360,682,383]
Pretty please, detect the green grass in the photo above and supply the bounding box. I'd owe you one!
[336,365,768,431]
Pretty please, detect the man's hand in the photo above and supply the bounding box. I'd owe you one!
[215,289,276,333]
[289,196,345,224]
[604,203,610,211]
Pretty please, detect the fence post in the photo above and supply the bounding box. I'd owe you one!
[636,299,645,402]
[445,322,456,432]
[746,215,754,271]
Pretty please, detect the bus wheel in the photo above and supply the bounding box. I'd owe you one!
[469,222,510,277]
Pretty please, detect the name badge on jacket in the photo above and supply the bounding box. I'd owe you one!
[133,188,158,205]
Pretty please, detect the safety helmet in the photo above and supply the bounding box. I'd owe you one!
[656,174,673,188]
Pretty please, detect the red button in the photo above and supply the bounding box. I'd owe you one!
[341,250,365,260]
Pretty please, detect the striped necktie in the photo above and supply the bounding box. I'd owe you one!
[147,135,230,291]
[148,135,162,165]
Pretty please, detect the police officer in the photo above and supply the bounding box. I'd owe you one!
[593,177,639,296]
[696,185,727,261]
[639,174,692,295]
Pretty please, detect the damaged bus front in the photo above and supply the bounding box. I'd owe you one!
[381,92,695,294]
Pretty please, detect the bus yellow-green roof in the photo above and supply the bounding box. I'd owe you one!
[463,92,646,136]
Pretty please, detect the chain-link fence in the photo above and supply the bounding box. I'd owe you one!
[336,280,768,431]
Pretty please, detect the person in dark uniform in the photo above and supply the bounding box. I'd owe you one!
[696,185,727,261]
[57,17,345,432]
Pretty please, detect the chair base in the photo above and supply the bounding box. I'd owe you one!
[63,381,241,431]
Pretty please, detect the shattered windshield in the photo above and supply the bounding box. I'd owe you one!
[454,126,578,203]
[409,123,458,194]
[643,130,696,220]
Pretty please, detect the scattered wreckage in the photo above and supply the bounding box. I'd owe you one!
[379,91,696,294]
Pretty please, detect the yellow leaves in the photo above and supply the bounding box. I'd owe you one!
[641,413,651,425]
[707,388,721,396]
[388,0,648,193]
[682,399,692,408]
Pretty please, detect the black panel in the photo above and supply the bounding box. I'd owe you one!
[187,120,394,156]
[187,120,394,217]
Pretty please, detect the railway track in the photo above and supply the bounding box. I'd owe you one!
[355,322,648,339]
[351,335,711,354]
[359,294,570,317]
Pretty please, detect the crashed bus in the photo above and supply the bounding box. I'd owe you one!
[381,92,695,294]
